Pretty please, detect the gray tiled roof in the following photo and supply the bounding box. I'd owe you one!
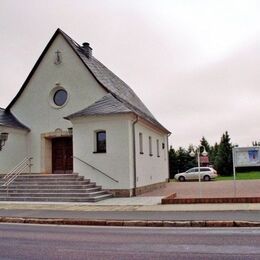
[65,93,131,119]
[61,30,170,133]
[0,108,30,130]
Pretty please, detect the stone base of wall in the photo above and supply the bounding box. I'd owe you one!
[135,181,166,196]
[107,189,133,197]
[107,181,166,197]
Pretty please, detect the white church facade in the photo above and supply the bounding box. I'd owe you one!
[0,29,170,197]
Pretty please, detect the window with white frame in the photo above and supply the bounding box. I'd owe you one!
[139,132,143,154]
[149,136,153,156]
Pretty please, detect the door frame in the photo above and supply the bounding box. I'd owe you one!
[41,129,73,174]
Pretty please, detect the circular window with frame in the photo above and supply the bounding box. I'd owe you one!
[49,86,69,108]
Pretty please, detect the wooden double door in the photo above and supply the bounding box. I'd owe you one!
[52,137,73,174]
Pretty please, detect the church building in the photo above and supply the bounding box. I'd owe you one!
[0,29,170,198]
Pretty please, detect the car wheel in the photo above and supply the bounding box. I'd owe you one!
[178,176,185,182]
[203,175,210,181]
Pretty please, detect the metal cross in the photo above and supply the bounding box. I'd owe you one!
[54,50,61,64]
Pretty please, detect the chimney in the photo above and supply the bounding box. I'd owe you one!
[82,42,92,59]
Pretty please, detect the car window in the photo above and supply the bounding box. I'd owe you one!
[186,169,194,173]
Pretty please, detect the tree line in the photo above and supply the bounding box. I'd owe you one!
[169,131,233,178]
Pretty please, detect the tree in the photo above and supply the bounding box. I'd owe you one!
[200,136,211,154]
[200,136,213,164]
[214,131,233,176]
[168,147,178,178]
[187,144,197,169]
[168,146,197,178]
[211,142,219,167]
[176,147,188,173]
[252,141,260,146]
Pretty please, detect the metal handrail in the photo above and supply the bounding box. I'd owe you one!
[3,157,30,180]
[73,156,119,183]
[2,157,33,194]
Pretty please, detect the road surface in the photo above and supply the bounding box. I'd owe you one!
[0,223,259,259]
[0,209,259,221]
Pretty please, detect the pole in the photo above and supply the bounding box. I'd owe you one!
[198,148,202,198]
[232,148,237,197]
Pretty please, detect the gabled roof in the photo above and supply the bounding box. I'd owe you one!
[6,29,170,133]
[0,108,30,130]
[65,93,131,119]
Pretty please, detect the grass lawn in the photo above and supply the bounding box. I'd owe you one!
[217,171,260,180]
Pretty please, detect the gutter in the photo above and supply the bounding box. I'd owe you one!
[132,115,139,196]
[167,133,171,182]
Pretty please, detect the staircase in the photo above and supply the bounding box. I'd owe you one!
[0,173,113,202]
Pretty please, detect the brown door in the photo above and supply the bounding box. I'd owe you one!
[52,137,73,174]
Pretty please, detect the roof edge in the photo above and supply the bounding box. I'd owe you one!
[6,28,64,111]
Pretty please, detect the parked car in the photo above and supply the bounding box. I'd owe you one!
[174,167,218,182]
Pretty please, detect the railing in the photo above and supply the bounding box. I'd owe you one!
[2,157,33,194]
[73,156,118,183]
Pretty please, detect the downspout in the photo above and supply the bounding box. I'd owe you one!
[167,133,171,182]
[132,115,139,196]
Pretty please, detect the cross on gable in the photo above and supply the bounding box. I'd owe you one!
[54,50,62,64]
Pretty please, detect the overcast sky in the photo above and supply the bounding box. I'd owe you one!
[1,0,260,148]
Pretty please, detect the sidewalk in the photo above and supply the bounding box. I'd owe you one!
[0,197,260,211]
[0,197,259,227]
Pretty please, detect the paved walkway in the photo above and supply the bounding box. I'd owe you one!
[0,180,259,225]
[140,179,260,198]
[0,180,258,214]
[0,200,259,212]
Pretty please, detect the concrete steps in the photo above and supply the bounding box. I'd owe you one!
[0,173,113,202]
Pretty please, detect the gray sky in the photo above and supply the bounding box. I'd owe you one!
[1,0,260,148]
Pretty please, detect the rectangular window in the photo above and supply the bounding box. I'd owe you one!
[139,133,143,154]
[157,139,160,157]
[149,136,153,156]
[96,131,106,153]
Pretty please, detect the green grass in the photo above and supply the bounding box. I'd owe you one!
[217,171,260,180]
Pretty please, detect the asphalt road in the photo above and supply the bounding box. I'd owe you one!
[0,209,259,221]
[0,223,259,260]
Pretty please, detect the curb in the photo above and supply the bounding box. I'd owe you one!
[0,216,260,227]
[161,193,260,204]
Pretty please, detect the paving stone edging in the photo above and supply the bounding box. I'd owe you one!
[161,193,260,204]
[0,216,259,227]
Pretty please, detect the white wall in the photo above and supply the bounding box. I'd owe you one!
[72,114,168,190]
[0,126,28,174]
[135,120,169,187]
[10,34,107,172]
[71,114,132,190]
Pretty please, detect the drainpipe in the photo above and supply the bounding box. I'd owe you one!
[132,115,139,196]
[167,133,171,182]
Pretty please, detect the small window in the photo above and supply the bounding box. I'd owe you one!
[149,136,153,156]
[96,131,106,153]
[156,139,160,157]
[53,89,67,106]
[139,133,143,154]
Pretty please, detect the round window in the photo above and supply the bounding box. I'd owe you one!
[53,89,68,106]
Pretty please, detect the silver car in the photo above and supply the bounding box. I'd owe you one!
[174,167,218,182]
